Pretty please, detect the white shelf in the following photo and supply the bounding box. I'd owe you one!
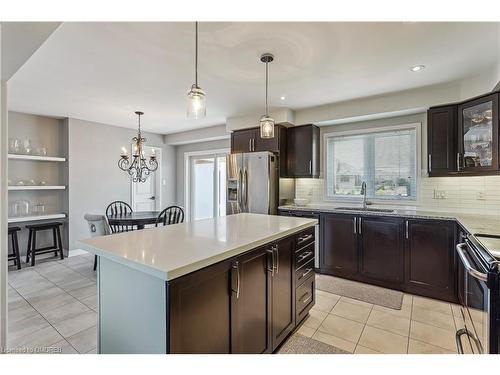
[8,185,66,191]
[8,213,66,224]
[8,154,66,162]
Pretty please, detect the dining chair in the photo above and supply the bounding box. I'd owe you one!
[155,206,185,227]
[84,214,112,271]
[105,200,135,233]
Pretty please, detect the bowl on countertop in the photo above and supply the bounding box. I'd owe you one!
[293,198,309,207]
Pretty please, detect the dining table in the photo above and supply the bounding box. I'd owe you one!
[107,211,162,230]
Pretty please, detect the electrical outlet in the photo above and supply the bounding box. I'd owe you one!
[433,190,446,199]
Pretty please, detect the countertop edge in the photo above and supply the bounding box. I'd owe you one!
[76,219,317,281]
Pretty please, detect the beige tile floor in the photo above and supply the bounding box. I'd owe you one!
[297,289,463,354]
[7,253,97,354]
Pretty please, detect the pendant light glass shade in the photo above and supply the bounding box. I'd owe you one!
[259,53,275,139]
[260,115,275,138]
[187,84,206,119]
[187,22,206,119]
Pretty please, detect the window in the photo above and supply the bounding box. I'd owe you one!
[325,126,418,201]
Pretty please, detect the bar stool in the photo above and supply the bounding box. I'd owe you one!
[8,227,22,270]
[26,222,64,266]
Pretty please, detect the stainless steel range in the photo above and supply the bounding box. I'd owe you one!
[455,234,500,354]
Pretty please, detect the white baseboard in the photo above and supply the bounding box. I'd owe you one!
[68,249,90,257]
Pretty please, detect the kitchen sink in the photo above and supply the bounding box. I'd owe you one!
[335,207,395,213]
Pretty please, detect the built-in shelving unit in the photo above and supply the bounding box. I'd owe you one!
[8,213,67,224]
[8,185,66,191]
[8,154,66,162]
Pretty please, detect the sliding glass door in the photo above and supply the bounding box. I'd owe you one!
[189,152,228,221]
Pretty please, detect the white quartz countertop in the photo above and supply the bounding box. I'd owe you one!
[77,213,317,281]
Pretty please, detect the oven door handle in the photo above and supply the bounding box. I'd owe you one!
[456,328,483,354]
[456,243,488,282]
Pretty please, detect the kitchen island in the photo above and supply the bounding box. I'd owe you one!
[77,213,317,354]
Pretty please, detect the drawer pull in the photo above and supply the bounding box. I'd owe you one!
[299,292,312,304]
[298,251,313,262]
[299,268,313,280]
[298,234,313,244]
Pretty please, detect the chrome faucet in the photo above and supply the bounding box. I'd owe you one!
[361,181,370,209]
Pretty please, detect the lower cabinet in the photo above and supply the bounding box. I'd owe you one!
[404,219,457,303]
[168,227,315,353]
[359,216,404,288]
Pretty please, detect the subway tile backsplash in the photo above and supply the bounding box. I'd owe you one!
[294,176,500,215]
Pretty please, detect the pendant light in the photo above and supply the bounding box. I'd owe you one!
[187,22,206,119]
[259,53,275,139]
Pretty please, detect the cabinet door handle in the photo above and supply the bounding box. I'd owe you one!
[248,139,252,152]
[309,160,312,175]
[252,138,255,152]
[405,220,409,239]
[428,154,432,173]
[232,261,240,298]
[358,217,362,235]
[457,153,461,171]
[353,217,357,234]
[267,249,275,276]
[300,292,312,304]
[273,244,279,274]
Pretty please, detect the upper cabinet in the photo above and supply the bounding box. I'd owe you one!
[427,105,458,176]
[458,93,499,173]
[427,91,500,177]
[286,124,320,178]
[230,125,285,154]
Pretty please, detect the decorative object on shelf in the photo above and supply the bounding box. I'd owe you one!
[16,180,26,186]
[118,111,158,183]
[259,53,275,139]
[186,21,206,119]
[39,180,47,186]
[10,199,30,217]
[35,147,47,156]
[22,138,33,154]
[32,203,46,215]
[9,138,20,154]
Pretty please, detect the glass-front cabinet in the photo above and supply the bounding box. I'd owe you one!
[458,93,499,172]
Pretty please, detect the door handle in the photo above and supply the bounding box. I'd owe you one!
[300,268,313,280]
[309,160,312,175]
[428,154,432,173]
[244,169,249,208]
[353,217,357,234]
[238,169,243,208]
[252,138,255,152]
[405,220,409,239]
[273,244,279,274]
[248,139,252,152]
[232,262,241,298]
[149,196,156,200]
[358,217,362,235]
[457,153,461,172]
[267,249,275,276]
[456,243,488,282]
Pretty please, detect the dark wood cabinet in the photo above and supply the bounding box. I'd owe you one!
[359,216,403,288]
[168,260,233,354]
[404,219,457,303]
[231,128,257,153]
[231,247,272,354]
[168,227,315,354]
[427,105,458,176]
[271,235,295,350]
[320,213,358,277]
[458,92,499,173]
[286,124,320,178]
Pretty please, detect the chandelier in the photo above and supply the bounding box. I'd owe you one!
[118,111,158,182]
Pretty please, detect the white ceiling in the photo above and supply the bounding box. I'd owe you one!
[7,22,500,134]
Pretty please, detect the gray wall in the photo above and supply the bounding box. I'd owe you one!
[175,138,230,206]
[68,118,175,250]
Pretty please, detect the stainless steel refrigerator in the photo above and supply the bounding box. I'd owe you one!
[226,151,279,215]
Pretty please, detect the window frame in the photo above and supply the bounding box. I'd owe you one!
[322,122,422,205]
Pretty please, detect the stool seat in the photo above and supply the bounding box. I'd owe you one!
[26,221,64,266]
[8,226,22,270]
[26,222,63,229]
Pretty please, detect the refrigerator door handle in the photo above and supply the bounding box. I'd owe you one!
[244,168,249,209]
[238,168,243,209]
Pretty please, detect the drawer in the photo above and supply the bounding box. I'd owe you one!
[296,259,315,287]
[296,275,315,324]
[295,242,314,268]
[296,227,315,248]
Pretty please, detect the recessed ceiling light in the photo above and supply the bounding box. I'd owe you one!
[280,96,286,100]
[410,65,425,72]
